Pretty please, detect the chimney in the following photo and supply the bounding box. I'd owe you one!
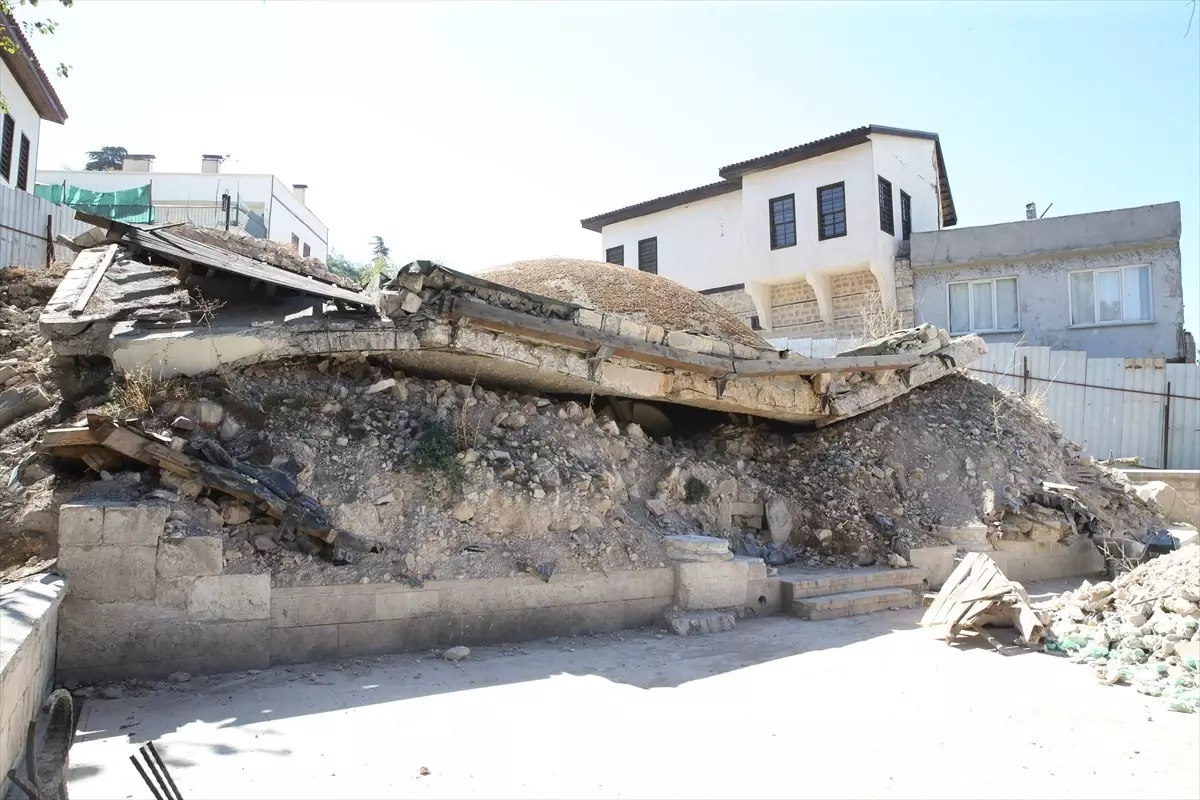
[201,154,225,174]
[1025,203,1037,221]
[292,184,308,205]
[122,154,155,172]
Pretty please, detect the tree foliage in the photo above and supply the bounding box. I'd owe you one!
[0,0,73,115]
[84,145,128,172]
[326,250,367,281]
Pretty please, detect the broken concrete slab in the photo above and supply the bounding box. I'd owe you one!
[661,609,736,636]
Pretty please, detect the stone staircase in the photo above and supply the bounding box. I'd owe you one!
[780,567,924,620]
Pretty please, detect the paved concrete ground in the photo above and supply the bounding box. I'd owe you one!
[66,589,1200,800]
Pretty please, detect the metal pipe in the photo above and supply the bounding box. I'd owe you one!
[130,754,165,800]
[146,741,183,800]
[1162,381,1172,469]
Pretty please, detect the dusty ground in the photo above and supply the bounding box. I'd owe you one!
[65,588,1200,800]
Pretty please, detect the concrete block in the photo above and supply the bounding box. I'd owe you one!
[645,324,666,344]
[617,317,649,341]
[156,536,223,579]
[57,545,156,602]
[271,588,375,628]
[662,609,735,636]
[734,555,767,581]
[674,559,750,610]
[746,577,783,613]
[730,501,764,518]
[899,545,957,589]
[188,574,270,621]
[155,577,194,611]
[575,309,603,329]
[664,535,732,562]
[337,616,460,658]
[375,588,440,620]
[271,625,339,665]
[57,504,103,547]
[57,620,271,682]
[100,503,168,547]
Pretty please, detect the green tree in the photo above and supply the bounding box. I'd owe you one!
[369,236,390,261]
[0,0,72,115]
[326,250,366,281]
[364,236,391,282]
[84,146,128,172]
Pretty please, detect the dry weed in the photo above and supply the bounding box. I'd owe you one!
[858,291,905,340]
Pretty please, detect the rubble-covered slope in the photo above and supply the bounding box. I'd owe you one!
[26,354,1155,588]
[482,258,770,348]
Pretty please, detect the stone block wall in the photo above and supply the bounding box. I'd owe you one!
[56,501,271,684]
[1,574,66,799]
[701,287,759,330]
[769,270,900,340]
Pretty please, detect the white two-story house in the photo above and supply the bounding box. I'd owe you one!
[580,125,957,339]
[0,9,68,193]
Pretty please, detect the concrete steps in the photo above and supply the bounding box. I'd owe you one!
[780,568,921,620]
[790,587,916,621]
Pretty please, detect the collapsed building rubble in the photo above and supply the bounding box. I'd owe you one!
[1041,547,1200,713]
[0,215,1173,595]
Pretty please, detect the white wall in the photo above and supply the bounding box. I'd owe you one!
[0,58,41,192]
[266,177,328,261]
[739,143,879,285]
[600,190,742,290]
[34,171,329,260]
[868,134,942,236]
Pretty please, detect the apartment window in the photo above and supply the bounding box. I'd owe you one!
[290,234,300,252]
[878,177,894,235]
[900,191,912,241]
[769,194,796,250]
[0,115,13,182]
[816,182,846,240]
[637,237,657,274]
[15,134,30,191]
[1069,265,1152,326]
[749,315,762,331]
[605,245,624,266]
[302,243,311,258]
[948,277,1019,334]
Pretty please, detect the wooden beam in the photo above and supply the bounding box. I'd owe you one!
[732,353,920,378]
[70,244,119,315]
[448,296,733,377]
[37,426,101,450]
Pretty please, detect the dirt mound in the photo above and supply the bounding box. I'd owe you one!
[1042,547,1199,712]
[481,258,769,348]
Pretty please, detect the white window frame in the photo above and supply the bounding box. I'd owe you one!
[1067,264,1153,327]
[947,277,1020,334]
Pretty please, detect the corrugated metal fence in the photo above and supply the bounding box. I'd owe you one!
[0,181,92,268]
[771,335,1200,469]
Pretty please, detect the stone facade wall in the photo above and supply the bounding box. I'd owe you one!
[770,270,889,340]
[54,502,770,682]
[701,287,759,330]
[1,574,66,799]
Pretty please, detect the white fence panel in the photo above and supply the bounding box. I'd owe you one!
[1082,358,1128,463]
[1120,358,1166,468]
[1043,348,1089,446]
[1165,363,1200,470]
[0,183,91,268]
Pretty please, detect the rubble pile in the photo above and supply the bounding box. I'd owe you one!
[482,258,770,347]
[171,224,358,290]
[685,374,1161,564]
[1041,547,1200,713]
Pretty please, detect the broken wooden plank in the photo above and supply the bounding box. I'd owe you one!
[920,553,981,626]
[45,445,125,472]
[37,426,102,450]
[449,295,733,377]
[732,353,920,378]
[72,244,119,315]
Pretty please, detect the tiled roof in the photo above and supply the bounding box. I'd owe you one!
[0,10,68,124]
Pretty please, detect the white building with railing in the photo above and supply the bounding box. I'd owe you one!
[37,154,328,261]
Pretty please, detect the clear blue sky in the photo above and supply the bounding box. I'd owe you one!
[28,0,1200,335]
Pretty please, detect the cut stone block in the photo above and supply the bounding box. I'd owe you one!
[188,574,270,621]
[662,610,736,636]
[100,503,168,547]
[56,545,156,602]
[156,536,223,579]
[790,587,914,621]
[663,534,732,563]
[674,559,749,610]
[58,503,103,547]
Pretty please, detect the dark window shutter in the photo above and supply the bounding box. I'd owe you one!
[605,245,624,265]
[878,177,894,235]
[816,183,847,240]
[637,237,657,274]
[0,116,13,182]
[769,194,796,249]
[900,191,912,241]
[16,134,30,191]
